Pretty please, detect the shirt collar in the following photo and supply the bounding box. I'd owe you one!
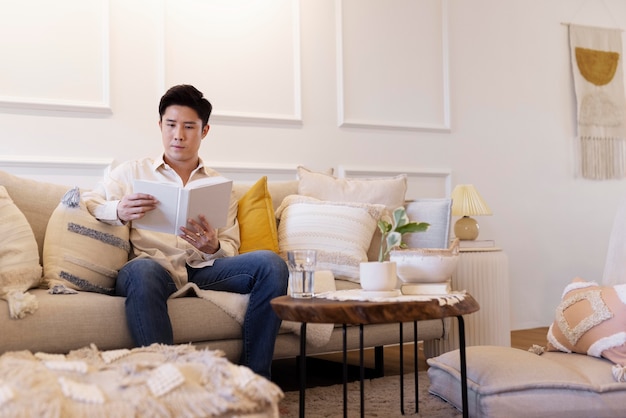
[152,155,210,176]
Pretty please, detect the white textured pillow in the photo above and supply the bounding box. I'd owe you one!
[0,186,42,318]
[296,166,408,261]
[275,195,385,282]
[43,187,131,294]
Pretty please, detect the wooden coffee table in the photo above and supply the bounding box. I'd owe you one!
[271,292,479,418]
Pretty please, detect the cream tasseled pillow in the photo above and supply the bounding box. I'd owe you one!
[275,194,385,282]
[0,186,42,319]
[43,187,131,294]
[296,166,408,261]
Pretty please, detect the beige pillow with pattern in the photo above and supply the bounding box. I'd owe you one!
[43,187,130,295]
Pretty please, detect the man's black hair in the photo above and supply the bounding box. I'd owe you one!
[159,85,212,127]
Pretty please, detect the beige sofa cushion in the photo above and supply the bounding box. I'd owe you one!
[427,346,626,418]
[0,289,242,354]
[296,166,407,212]
[0,170,68,263]
[0,186,42,318]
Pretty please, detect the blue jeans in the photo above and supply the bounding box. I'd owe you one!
[115,250,288,379]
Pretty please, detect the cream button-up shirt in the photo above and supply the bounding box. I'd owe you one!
[83,156,240,289]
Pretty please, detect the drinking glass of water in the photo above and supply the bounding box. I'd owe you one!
[287,249,317,298]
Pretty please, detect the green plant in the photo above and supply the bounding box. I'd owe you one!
[377,207,429,262]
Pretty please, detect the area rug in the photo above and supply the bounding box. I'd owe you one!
[278,372,461,417]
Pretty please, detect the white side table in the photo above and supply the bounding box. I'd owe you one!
[440,249,510,352]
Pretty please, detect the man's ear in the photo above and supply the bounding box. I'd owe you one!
[202,124,210,138]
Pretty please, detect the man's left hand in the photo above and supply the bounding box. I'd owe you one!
[180,215,219,254]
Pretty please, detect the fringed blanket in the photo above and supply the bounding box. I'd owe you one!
[170,270,337,348]
[0,344,282,417]
[316,288,468,306]
[569,24,626,180]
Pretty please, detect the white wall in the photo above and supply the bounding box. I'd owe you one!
[1,0,625,330]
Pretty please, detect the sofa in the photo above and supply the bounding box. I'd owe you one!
[0,167,450,368]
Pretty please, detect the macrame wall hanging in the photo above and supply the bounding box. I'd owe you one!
[569,24,626,180]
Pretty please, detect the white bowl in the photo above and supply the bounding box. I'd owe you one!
[389,250,459,283]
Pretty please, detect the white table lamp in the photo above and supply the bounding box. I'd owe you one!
[451,184,492,240]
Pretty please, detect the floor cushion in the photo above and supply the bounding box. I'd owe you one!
[427,345,625,418]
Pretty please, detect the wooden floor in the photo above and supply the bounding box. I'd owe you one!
[271,327,549,392]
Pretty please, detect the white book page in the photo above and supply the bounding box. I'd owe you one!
[132,180,181,234]
[182,177,233,229]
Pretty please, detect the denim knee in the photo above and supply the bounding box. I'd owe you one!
[251,250,289,292]
[116,258,174,298]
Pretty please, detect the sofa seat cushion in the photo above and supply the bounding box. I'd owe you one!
[0,289,242,354]
[427,345,626,418]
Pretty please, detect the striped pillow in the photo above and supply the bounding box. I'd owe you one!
[276,195,384,282]
[43,187,130,295]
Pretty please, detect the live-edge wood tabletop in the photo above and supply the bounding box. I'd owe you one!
[270,294,480,325]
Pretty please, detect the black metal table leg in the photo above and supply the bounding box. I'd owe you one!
[457,315,469,418]
[359,324,365,418]
[399,323,405,415]
[414,320,418,413]
[299,322,307,418]
[343,324,348,418]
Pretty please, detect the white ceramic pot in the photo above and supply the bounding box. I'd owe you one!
[359,261,398,291]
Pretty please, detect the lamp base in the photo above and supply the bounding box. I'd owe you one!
[454,216,479,240]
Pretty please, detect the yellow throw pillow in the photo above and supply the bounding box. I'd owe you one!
[237,176,279,254]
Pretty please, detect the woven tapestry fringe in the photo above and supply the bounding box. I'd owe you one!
[578,136,626,180]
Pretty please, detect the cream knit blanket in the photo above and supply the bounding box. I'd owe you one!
[0,344,282,417]
[171,270,336,347]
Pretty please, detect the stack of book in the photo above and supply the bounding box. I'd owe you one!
[401,279,452,295]
[454,239,497,252]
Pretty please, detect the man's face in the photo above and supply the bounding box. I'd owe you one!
[159,105,209,166]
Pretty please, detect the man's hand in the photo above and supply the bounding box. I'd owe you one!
[117,193,158,223]
[180,215,220,254]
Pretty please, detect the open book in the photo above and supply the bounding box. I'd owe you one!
[132,177,233,234]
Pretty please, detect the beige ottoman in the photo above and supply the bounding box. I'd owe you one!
[0,344,283,417]
[427,346,625,418]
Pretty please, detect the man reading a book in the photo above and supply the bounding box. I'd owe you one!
[83,84,288,380]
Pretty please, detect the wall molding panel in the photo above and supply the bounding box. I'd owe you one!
[336,0,450,132]
[0,156,113,189]
[161,0,302,126]
[0,0,111,114]
[210,162,299,182]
